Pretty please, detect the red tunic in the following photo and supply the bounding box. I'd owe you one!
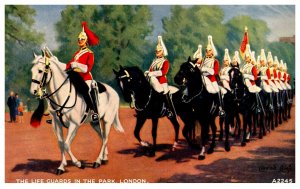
[149,59,169,84]
[272,69,277,82]
[66,48,94,81]
[265,68,271,85]
[287,74,291,83]
[205,59,219,82]
[250,66,258,85]
[283,73,287,82]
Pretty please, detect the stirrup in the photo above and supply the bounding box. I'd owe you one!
[167,110,174,118]
[219,110,226,117]
[46,119,52,124]
[91,113,99,123]
[256,106,261,113]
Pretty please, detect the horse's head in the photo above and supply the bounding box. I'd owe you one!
[174,56,202,87]
[113,65,149,103]
[229,68,245,99]
[30,47,56,99]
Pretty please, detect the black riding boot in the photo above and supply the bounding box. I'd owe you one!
[90,89,99,123]
[217,92,225,118]
[164,92,177,119]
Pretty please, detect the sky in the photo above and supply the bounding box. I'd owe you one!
[33,5,295,50]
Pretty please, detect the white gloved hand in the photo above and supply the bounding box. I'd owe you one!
[71,62,78,68]
[144,71,149,77]
[148,72,154,77]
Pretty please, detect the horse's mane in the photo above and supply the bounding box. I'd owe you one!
[124,66,149,84]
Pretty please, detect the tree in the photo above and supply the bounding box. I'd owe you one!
[225,15,270,54]
[162,5,227,82]
[55,5,153,92]
[5,5,44,106]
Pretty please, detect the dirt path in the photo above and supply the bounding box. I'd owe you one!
[5,106,295,183]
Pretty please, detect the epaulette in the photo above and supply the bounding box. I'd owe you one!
[86,48,94,53]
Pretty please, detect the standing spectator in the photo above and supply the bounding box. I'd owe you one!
[18,102,24,123]
[7,91,16,122]
[15,93,20,116]
[27,98,32,112]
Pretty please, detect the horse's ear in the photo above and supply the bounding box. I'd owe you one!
[119,65,124,70]
[41,49,45,57]
[44,46,53,58]
[33,51,37,58]
[188,56,191,62]
[113,69,118,75]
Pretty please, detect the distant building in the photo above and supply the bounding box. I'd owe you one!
[279,35,295,45]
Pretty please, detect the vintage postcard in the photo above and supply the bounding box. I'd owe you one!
[2,1,297,185]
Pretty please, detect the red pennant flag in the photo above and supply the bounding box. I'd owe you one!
[240,27,249,59]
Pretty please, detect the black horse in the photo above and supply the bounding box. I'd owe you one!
[228,67,266,146]
[174,57,233,160]
[113,66,196,156]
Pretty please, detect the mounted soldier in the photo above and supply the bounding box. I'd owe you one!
[219,48,232,91]
[241,44,261,94]
[65,22,100,123]
[144,36,177,118]
[259,49,272,93]
[198,35,225,117]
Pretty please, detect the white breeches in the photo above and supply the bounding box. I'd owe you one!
[244,79,261,93]
[203,76,219,94]
[149,76,169,94]
[274,80,283,90]
[279,80,287,90]
[269,80,279,93]
[222,80,231,92]
[261,80,272,93]
[285,83,291,90]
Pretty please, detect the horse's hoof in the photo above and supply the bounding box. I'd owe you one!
[79,163,85,169]
[198,155,205,160]
[245,139,250,143]
[207,147,214,154]
[56,169,64,175]
[279,120,282,124]
[225,142,230,152]
[101,160,109,165]
[147,149,155,157]
[93,162,101,169]
[258,134,263,139]
[218,136,223,141]
[241,142,246,147]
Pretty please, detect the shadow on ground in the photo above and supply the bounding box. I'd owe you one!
[158,146,295,183]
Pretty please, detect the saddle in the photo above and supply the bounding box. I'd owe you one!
[67,71,106,108]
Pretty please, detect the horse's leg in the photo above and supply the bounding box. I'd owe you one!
[182,118,196,148]
[52,118,67,175]
[169,116,180,151]
[134,115,147,146]
[241,113,248,146]
[219,116,224,141]
[97,121,112,164]
[146,118,158,157]
[224,114,230,152]
[207,117,217,154]
[274,92,279,127]
[198,118,208,160]
[64,123,83,169]
[90,121,104,168]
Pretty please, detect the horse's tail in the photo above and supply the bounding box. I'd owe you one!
[30,99,46,128]
[113,109,124,133]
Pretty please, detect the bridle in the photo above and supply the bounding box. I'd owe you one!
[181,62,204,103]
[118,70,152,111]
[31,56,77,113]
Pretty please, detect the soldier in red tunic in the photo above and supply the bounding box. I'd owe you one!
[66,22,100,123]
[144,36,176,118]
[199,35,225,117]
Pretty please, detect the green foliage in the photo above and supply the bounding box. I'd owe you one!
[55,5,153,96]
[225,15,270,52]
[5,5,44,107]
[162,5,227,82]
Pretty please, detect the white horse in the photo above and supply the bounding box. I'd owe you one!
[30,48,124,175]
